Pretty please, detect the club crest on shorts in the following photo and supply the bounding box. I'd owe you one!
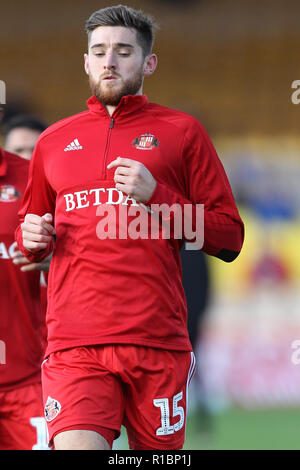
[44,396,61,422]
[132,133,160,150]
[0,184,20,202]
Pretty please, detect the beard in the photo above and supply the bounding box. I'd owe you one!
[89,69,144,107]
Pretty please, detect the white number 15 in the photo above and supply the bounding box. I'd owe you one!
[153,391,184,436]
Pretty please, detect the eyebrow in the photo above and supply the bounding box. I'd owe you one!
[91,43,134,49]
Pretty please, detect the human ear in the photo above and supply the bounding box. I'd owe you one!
[84,53,89,76]
[143,54,158,76]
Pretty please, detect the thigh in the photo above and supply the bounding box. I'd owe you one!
[42,346,125,448]
[0,383,48,450]
[54,429,111,450]
[119,347,195,450]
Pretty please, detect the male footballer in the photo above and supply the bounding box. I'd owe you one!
[16,5,244,450]
[0,110,48,450]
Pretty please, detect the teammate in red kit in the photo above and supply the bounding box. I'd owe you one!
[0,109,49,450]
[3,114,50,322]
[16,5,244,450]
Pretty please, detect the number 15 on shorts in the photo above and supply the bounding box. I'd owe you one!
[153,391,184,436]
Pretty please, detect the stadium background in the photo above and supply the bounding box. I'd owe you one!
[1,0,300,450]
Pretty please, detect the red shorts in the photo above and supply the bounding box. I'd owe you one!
[42,345,195,450]
[0,382,49,450]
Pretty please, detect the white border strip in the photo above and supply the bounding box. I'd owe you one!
[185,351,196,439]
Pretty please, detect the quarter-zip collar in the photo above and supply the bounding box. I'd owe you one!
[86,94,148,120]
[0,148,8,177]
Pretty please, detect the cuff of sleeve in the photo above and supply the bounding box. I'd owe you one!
[23,243,53,263]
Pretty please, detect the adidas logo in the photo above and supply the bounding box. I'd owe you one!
[64,139,83,152]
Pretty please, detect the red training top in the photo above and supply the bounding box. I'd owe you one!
[16,95,244,357]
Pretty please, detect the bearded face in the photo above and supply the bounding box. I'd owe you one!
[88,65,144,107]
[85,26,149,108]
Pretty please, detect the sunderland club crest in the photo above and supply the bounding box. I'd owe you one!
[0,184,20,202]
[44,396,61,422]
[132,133,160,150]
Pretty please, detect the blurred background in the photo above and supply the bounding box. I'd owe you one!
[1,0,300,450]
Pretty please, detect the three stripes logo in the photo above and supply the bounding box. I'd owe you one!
[64,138,83,152]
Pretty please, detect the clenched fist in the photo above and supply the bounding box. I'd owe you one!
[21,213,55,253]
[107,157,156,203]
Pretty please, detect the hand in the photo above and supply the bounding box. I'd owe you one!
[21,213,55,253]
[11,251,52,272]
[107,157,156,203]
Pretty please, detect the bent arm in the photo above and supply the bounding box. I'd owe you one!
[145,119,244,262]
[15,139,56,262]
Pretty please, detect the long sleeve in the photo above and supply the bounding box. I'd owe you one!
[15,138,56,262]
[145,118,244,262]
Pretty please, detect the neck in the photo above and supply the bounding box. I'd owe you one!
[105,105,117,117]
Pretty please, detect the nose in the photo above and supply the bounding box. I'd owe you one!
[104,50,116,71]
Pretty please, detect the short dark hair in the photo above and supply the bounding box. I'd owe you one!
[3,114,47,142]
[85,5,157,57]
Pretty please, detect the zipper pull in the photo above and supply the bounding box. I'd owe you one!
[109,118,114,129]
